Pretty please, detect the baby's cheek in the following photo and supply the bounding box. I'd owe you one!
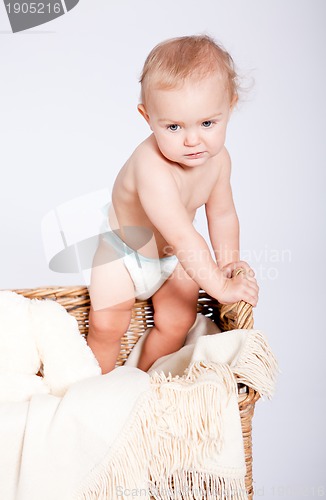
[156,138,173,157]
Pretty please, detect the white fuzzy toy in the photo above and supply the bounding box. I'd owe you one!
[0,291,101,402]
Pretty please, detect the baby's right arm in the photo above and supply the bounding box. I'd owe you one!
[135,160,258,306]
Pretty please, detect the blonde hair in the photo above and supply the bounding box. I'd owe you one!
[139,34,239,105]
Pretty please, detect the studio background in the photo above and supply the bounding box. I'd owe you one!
[1,0,325,497]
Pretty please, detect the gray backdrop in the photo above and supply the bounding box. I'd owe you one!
[1,0,325,497]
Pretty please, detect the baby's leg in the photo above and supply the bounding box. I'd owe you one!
[88,240,135,373]
[137,263,199,372]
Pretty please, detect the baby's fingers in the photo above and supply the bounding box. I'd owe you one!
[232,261,256,277]
[235,273,259,306]
[246,274,259,288]
[241,289,258,307]
[245,281,259,306]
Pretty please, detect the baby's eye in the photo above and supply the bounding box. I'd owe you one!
[202,121,213,128]
[167,124,180,132]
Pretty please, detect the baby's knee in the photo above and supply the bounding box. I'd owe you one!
[88,303,134,342]
[154,307,197,335]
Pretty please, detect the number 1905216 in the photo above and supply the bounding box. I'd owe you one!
[5,3,62,14]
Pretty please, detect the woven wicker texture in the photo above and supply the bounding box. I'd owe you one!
[14,286,259,499]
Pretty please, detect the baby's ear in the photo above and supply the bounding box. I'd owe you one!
[229,94,238,112]
[137,104,151,125]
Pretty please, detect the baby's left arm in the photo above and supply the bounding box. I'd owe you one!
[205,148,240,269]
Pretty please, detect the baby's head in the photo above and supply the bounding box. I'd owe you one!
[137,35,239,168]
[139,34,239,109]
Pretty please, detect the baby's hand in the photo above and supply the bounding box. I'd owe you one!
[218,263,259,307]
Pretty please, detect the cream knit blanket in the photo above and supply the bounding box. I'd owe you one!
[0,315,278,500]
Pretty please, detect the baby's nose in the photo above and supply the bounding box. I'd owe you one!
[184,130,200,147]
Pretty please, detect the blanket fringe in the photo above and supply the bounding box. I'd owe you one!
[232,330,279,399]
[76,364,245,500]
[149,363,237,474]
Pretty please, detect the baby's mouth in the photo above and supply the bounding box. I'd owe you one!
[185,152,205,158]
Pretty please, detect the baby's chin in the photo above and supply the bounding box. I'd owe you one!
[155,144,212,168]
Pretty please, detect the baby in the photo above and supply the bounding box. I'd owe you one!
[88,35,259,374]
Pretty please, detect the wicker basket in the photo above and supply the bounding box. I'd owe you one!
[15,286,259,499]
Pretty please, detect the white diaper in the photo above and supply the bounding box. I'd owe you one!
[101,211,178,300]
[123,252,179,300]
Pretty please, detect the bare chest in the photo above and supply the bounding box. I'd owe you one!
[173,166,218,212]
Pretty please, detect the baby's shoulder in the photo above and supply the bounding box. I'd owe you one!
[209,146,232,184]
[130,135,170,173]
[133,135,163,160]
[215,146,231,170]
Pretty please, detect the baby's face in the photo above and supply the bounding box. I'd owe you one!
[139,73,233,169]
